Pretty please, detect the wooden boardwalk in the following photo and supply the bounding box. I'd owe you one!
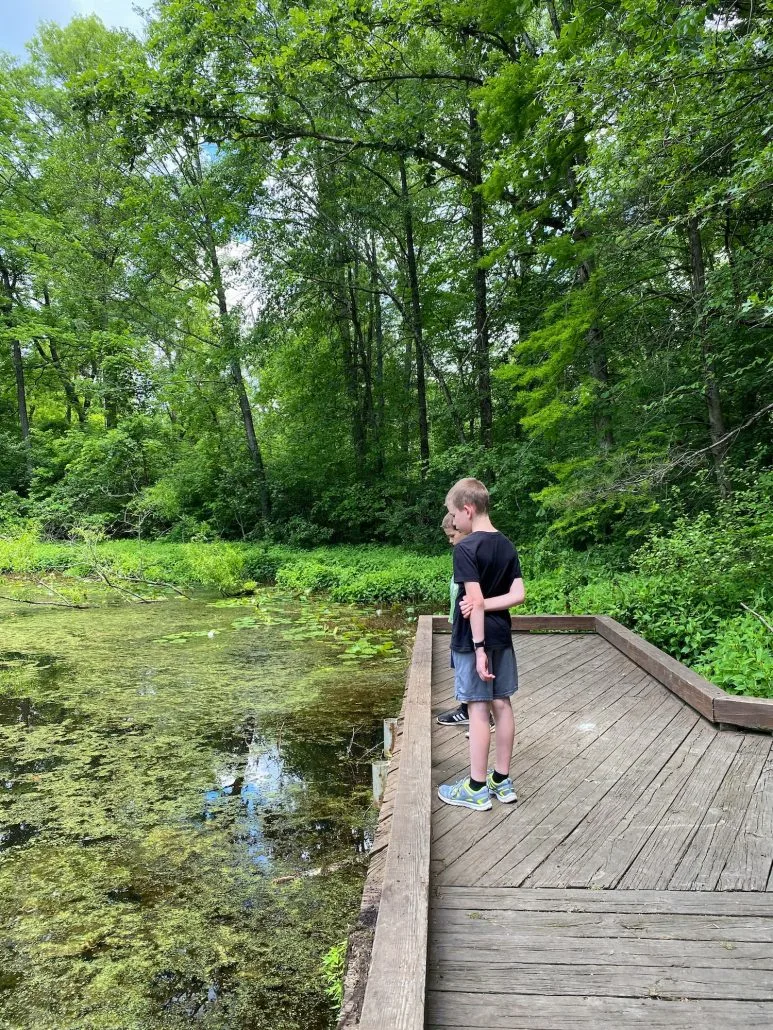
[349,617,773,1030]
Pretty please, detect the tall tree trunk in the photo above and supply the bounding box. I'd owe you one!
[368,235,386,477]
[398,155,430,475]
[1,266,30,446]
[40,287,86,423]
[348,260,374,465]
[10,339,30,442]
[468,107,493,449]
[402,334,412,461]
[335,256,367,471]
[688,215,731,497]
[193,148,271,520]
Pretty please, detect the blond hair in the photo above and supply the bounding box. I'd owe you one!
[446,477,490,515]
[441,512,455,531]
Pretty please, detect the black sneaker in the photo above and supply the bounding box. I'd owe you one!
[436,705,469,726]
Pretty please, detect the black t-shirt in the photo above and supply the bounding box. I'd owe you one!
[451,531,522,652]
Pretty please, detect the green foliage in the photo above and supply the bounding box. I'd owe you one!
[321,940,347,1009]
[696,613,773,699]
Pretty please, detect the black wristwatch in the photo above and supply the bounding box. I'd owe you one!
[473,640,486,649]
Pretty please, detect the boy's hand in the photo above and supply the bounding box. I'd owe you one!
[475,649,495,681]
[460,595,473,619]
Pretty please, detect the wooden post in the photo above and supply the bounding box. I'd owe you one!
[371,760,389,805]
[383,718,398,757]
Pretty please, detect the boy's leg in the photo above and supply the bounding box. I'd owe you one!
[467,701,491,783]
[491,697,515,777]
[437,653,492,810]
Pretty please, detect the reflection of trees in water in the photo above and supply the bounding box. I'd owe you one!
[202,717,379,870]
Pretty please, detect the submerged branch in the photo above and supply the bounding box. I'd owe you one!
[0,592,90,609]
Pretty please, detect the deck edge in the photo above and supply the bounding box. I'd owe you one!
[595,615,773,731]
[356,614,433,1030]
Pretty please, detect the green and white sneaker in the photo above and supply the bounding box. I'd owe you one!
[438,777,492,811]
[486,771,518,804]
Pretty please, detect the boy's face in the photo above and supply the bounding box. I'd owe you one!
[446,528,467,547]
[447,502,474,535]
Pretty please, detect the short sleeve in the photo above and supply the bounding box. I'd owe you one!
[453,540,479,585]
[512,548,522,580]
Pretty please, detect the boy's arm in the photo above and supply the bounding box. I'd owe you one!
[464,581,495,681]
[483,578,525,612]
[460,578,525,617]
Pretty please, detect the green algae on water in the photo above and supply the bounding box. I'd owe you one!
[0,588,407,1030]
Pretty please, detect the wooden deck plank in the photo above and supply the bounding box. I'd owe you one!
[669,734,771,891]
[429,931,773,969]
[431,910,773,944]
[618,730,744,889]
[718,747,773,891]
[431,886,773,917]
[525,719,717,888]
[427,962,773,1001]
[502,705,699,888]
[426,992,773,1029]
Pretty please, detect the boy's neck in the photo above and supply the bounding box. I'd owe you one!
[470,513,496,533]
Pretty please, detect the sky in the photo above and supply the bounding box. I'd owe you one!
[1,0,148,57]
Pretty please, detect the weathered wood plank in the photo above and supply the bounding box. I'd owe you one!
[720,747,773,891]
[357,615,433,1030]
[669,734,771,891]
[618,730,743,889]
[518,705,699,888]
[429,935,773,970]
[427,963,773,1001]
[526,719,717,888]
[426,992,773,1029]
[430,908,773,944]
[431,886,773,918]
[714,694,773,732]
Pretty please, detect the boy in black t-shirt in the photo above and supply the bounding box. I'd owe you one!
[438,478,525,811]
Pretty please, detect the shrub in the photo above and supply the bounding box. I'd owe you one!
[696,612,773,698]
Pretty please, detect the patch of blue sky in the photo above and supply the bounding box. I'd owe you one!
[1,0,148,58]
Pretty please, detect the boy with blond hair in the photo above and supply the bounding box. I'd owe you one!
[438,477,525,811]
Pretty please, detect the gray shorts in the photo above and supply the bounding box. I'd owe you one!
[452,647,518,703]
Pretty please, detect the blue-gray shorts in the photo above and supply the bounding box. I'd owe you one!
[452,647,518,703]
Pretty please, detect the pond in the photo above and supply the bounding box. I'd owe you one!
[0,586,409,1030]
